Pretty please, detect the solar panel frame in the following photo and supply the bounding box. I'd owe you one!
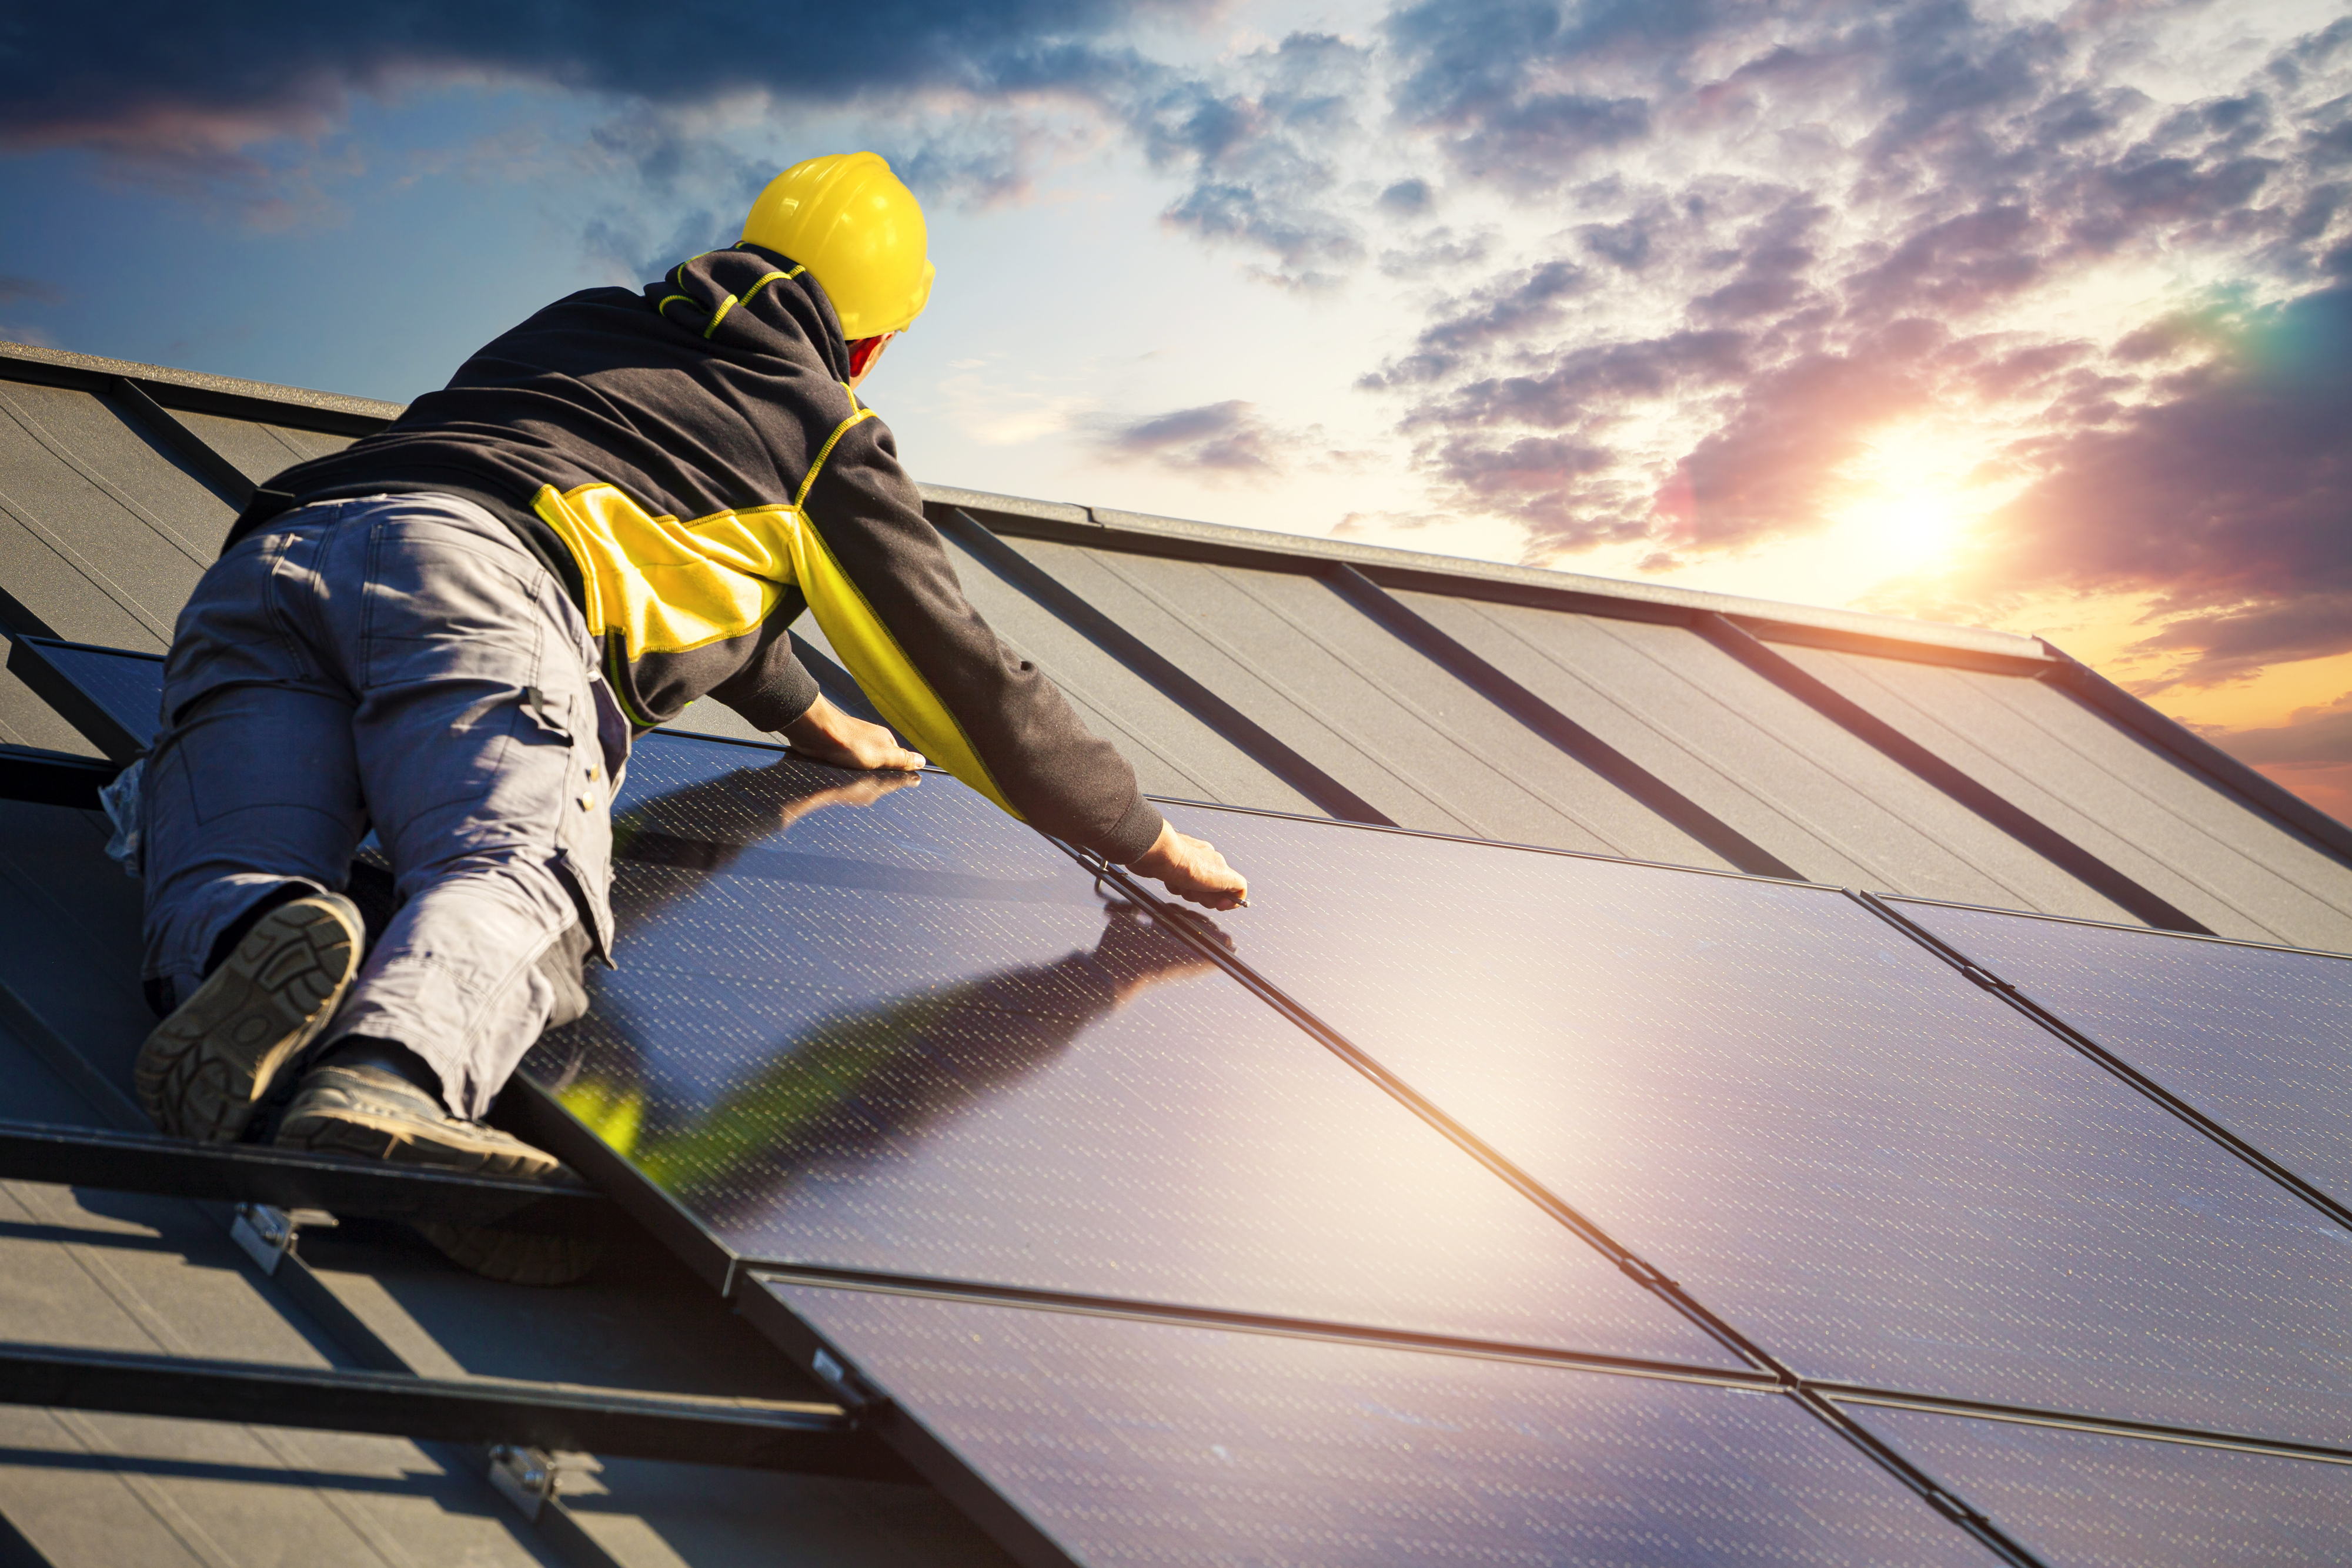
[1871,892,2352,1232]
[1088,800,2352,1451]
[740,1275,2026,1568]
[1833,1395,2352,1567]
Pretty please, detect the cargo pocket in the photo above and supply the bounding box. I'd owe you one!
[549,678,621,972]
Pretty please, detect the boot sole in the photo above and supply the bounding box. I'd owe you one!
[135,898,362,1142]
[276,1106,564,1182]
[417,1222,604,1287]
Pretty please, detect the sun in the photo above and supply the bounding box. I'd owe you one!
[1821,420,2015,582]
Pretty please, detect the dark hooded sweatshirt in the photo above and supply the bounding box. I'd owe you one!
[255,243,1163,864]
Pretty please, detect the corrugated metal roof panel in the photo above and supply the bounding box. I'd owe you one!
[1779,645,2352,951]
[934,531,1323,812]
[1402,592,2137,920]
[0,384,230,649]
[174,409,353,484]
[1011,537,1724,864]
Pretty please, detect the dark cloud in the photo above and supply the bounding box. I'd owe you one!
[0,1,1197,157]
[1091,397,1366,479]
[1955,286,2352,687]
[0,277,61,305]
[1381,0,1718,187]
[1379,178,1432,215]
[1093,400,1285,473]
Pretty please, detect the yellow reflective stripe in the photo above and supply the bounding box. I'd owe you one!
[701,293,741,338]
[655,293,694,320]
[794,407,874,507]
[737,266,803,310]
[783,409,1014,815]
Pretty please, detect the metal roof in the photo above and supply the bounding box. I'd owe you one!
[2,336,2351,1566]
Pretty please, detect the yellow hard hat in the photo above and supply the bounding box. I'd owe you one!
[741,152,934,339]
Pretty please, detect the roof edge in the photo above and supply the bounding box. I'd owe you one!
[0,340,404,434]
[921,483,2050,667]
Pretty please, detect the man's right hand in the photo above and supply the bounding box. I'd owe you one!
[781,694,926,771]
[1125,823,1249,911]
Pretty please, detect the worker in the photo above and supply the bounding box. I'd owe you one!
[132,152,1250,1216]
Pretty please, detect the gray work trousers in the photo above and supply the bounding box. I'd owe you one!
[141,493,626,1120]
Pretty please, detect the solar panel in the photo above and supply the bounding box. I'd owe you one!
[1152,803,2352,1447]
[1839,1401,2352,1566]
[8,636,165,756]
[755,1277,1994,1568]
[1890,899,2352,1209]
[524,737,1742,1368]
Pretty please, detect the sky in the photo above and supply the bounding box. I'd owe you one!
[3,0,2349,817]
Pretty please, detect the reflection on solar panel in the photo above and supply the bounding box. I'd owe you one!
[523,737,1743,1367]
[757,1279,1992,1568]
[1152,803,2352,1448]
[1839,1402,2352,1566]
[1892,899,2352,1211]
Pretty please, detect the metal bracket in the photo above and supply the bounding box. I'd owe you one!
[487,1445,604,1522]
[230,1203,297,1276]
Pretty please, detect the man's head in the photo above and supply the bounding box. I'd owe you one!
[742,151,931,387]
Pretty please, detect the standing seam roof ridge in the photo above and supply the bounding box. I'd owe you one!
[1082,550,1512,842]
[0,386,215,570]
[0,483,174,645]
[2034,643,2352,871]
[1558,613,2056,907]
[1815,650,2303,942]
[931,507,1394,825]
[1319,565,1796,878]
[1230,569,1653,858]
[1693,613,2212,936]
[112,379,261,510]
[1963,663,2352,924]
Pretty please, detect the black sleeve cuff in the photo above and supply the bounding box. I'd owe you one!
[1102,795,1166,866]
[711,655,823,734]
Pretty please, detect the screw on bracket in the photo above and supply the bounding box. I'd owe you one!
[487,1446,602,1522]
[230,1203,297,1276]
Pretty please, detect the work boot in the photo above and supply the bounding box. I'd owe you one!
[135,892,365,1142]
[276,1052,603,1286]
[275,1058,564,1179]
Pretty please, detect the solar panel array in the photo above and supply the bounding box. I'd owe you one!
[29,613,2352,1566]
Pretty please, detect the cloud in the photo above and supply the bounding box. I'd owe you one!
[0,277,61,305]
[2210,689,2352,821]
[1347,0,2352,624]
[1950,285,2352,688]
[2218,693,2352,767]
[0,0,1207,214]
[1132,32,1375,287]
[1090,398,1365,479]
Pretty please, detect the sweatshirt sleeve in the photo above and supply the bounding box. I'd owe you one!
[786,412,1165,864]
[706,587,823,733]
